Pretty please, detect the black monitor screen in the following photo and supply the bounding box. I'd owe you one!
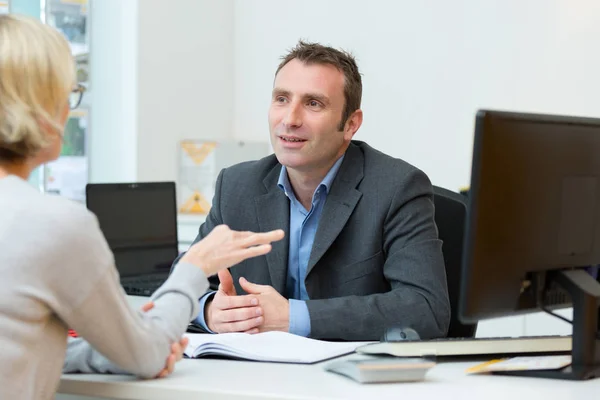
[459,110,600,380]
[86,182,178,277]
[460,110,600,321]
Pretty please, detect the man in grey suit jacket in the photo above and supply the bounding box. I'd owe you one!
[179,41,450,341]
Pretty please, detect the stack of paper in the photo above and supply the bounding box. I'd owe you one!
[184,331,369,364]
[467,355,572,374]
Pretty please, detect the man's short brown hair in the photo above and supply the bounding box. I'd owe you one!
[276,40,362,131]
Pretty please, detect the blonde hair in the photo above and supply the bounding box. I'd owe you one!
[0,14,75,162]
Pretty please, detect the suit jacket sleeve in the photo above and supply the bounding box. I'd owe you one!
[171,169,227,291]
[305,168,450,341]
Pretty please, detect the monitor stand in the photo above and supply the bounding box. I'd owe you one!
[496,269,600,380]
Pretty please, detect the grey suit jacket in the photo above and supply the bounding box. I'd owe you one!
[180,140,450,340]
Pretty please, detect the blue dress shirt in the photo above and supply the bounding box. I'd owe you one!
[194,156,345,336]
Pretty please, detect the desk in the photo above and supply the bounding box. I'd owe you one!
[57,355,600,400]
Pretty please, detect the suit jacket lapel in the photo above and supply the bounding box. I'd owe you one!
[307,144,364,275]
[255,165,290,294]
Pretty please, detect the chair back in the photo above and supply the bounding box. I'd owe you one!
[433,185,477,338]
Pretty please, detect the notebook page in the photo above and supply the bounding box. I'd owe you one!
[184,331,370,363]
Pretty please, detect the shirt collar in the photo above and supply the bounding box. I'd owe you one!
[277,155,345,197]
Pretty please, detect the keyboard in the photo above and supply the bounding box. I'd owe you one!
[356,335,571,358]
[121,274,166,296]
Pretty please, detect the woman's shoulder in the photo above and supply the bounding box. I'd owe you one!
[53,196,95,220]
[1,177,97,231]
[38,196,113,274]
[2,181,112,274]
[43,195,101,238]
[20,191,105,250]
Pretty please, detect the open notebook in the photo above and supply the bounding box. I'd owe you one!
[183,331,370,364]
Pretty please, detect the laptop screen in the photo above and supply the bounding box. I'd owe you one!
[86,182,179,278]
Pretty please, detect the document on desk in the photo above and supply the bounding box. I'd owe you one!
[183,331,370,364]
[467,355,572,374]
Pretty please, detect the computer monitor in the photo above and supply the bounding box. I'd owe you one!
[86,182,179,294]
[459,110,600,380]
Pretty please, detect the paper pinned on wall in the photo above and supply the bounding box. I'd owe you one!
[46,0,89,50]
[44,109,88,203]
[179,141,217,214]
[45,156,88,203]
[177,140,272,215]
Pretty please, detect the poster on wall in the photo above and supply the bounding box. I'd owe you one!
[45,109,88,202]
[178,140,271,215]
[46,0,88,49]
[0,1,9,14]
[178,141,217,215]
[43,1,90,200]
[45,157,88,202]
[46,0,89,87]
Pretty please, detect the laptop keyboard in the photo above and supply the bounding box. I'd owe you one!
[122,275,166,296]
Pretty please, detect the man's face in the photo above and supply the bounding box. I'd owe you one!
[268,59,354,174]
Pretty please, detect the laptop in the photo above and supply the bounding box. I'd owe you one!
[86,182,179,296]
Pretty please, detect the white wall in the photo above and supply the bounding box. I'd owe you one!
[92,0,600,188]
[90,0,234,183]
[136,0,234,182]
[89,0,138,183]
[233,0,600,191]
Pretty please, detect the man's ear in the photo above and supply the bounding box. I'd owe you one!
[344,109,363,141]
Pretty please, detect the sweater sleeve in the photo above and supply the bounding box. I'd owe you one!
[52,211,207,378]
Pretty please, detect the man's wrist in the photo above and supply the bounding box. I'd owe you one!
[284,300,290,332]
[194,291,216,333]
[288,299,311,337]
[204,297,214,331]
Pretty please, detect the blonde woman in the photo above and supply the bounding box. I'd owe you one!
[0,14,283,400]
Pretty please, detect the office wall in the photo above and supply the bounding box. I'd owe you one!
[91,0,600,187]
[136,0,234,182]
[90,0,138,183]
[232,0,600,191]
[90,0,234,183]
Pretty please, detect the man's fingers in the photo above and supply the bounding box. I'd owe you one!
[239,277,270,294]
[214,294,258,310]
[218,316,263,333]
[214,306,262,324]
[217,269,236,296]
[218,269,233,284]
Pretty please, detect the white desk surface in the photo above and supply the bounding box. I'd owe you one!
[58,354,600,400]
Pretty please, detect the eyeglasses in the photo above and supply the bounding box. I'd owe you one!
[69,83,86,110]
